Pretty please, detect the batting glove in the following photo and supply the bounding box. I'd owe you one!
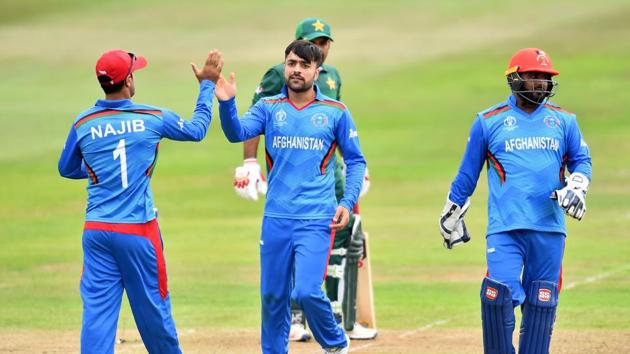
[551,172,589,220]
[233,158,267,201]
[359,167,371,197]
[439,197,471,249]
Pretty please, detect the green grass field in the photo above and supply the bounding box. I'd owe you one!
[1,0,630,352]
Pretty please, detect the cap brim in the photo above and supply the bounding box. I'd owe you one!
[132,55,148,72]
[303,33,333,41]
[520,66,559,76]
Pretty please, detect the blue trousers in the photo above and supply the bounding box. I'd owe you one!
[486,230,565,306]
[260,216,346,354]
[81,220,181,354]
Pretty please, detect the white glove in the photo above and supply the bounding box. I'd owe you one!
[233,158,267,201]
[359,167,370,197]
[551,172,589,220]
[439,197,471,249]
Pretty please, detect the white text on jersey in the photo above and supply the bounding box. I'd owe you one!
[90,120,146,140]
[504,136,560,153]
[272,136,324,151]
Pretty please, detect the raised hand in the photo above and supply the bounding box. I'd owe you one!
[191,50,224,83]
[215,72,237,101]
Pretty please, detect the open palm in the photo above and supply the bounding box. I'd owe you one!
[215,72,237,101]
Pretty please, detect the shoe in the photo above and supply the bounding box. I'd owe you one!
[289,323,312,342]
[347,322,378,340]
[323,332,349,354]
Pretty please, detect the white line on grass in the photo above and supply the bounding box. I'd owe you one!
[563,263,630,290]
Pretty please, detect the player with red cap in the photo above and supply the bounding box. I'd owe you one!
[439,48,592,354]
[59,49,223,354]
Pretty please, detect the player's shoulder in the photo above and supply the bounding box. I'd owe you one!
[314,96,347,112]
[543,101,575,117]
[73,107,101,124]
[478,100,511,120]
[259,93,288,105]
[127,103,168,118]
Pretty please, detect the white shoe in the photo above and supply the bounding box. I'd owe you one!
[347,322,378,340]
[323,332,349,354]
[289,323,312,342]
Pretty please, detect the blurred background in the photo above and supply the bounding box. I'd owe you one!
[1,0,629,352]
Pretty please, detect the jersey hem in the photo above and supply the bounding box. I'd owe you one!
[84,216,156,224]
[486,225,566,236]
[263,212,334,220]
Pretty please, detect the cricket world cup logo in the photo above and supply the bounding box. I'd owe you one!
[503,116,518,131]
[274,110,287,127]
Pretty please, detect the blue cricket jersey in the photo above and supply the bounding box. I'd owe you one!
[219,85,366,219]
[58,80,216,223]
[449,95,592,235]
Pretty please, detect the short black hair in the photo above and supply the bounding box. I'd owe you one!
[98,75,125,94]
[284,40,323,67]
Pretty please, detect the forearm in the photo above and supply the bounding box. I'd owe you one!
[58,127,87,179]
[339,159,366,211]
[183,80,215,141]
[58,158,88,179]
[449,117,486,205]
[218,97,246,143]
[243,136,260,159]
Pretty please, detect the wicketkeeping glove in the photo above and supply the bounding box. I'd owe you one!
[551,172,589,220]
[439,197,471,249]
[233,158,267,201]
[359,167,370,197]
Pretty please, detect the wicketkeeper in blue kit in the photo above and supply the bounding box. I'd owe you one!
[215,40,366,354]
[439,48,592,354]
[58,48,223,353]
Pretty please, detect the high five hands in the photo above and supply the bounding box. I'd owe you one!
[215,72,237,101]
[191,50,224,83]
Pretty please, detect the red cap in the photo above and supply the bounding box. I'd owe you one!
[505,48,559,76]
[95,49,148,86]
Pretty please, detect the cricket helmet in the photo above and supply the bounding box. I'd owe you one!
[505,48,559,105]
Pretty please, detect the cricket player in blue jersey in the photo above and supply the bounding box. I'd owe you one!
[215,40,366,354]
[233,18,375,342]
[58,48,223,354]
[439,48,592,354]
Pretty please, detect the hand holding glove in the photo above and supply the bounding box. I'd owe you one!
[233,158,267,201]
[439,198,471,249]
[551,172,589,220]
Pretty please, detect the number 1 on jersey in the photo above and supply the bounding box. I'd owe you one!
[113,139,128,189]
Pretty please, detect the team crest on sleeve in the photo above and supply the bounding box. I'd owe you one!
[311,113,329,128]
[503,116,518,131]
[274,110,287,127]
[544,116,560,128]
